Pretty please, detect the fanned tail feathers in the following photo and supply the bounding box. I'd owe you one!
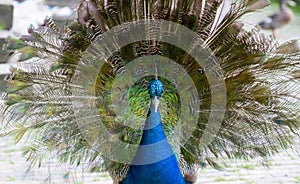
[0,0,299,181]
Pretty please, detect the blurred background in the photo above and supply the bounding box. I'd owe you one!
[1,0,80,93]
[0,0,299,183]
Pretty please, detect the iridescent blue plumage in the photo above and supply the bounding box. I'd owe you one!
[149,79,164,98]
[121,79,191,184]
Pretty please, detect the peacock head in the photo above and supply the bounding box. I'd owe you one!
[149,79,164,112]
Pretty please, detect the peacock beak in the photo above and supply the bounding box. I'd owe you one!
[152,96,160,112]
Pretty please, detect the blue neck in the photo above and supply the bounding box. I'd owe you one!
[121,103,190,184]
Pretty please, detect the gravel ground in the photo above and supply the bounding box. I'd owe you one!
[0,136,300,184]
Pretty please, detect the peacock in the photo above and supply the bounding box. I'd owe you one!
[1,0,300,183]
[258,0,293,37]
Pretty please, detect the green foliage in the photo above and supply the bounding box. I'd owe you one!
[295,176,300,183]
[0,24,5,30]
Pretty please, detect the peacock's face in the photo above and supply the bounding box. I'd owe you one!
[149,79,164,112]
